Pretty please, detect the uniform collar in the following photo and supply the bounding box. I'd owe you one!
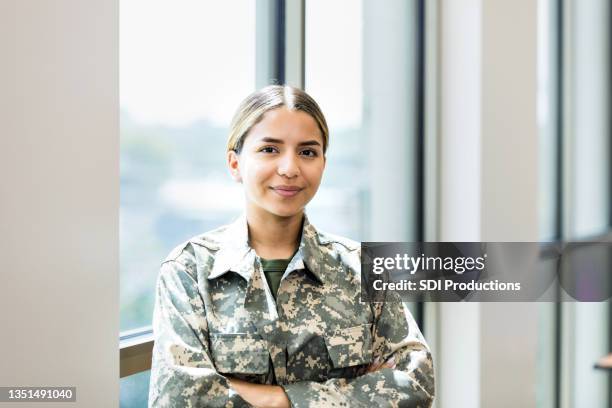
[208,213,328,285]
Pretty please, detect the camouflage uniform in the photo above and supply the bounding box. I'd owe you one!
[148,215,434,407]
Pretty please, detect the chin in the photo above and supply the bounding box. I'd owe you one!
[267,206,304,219]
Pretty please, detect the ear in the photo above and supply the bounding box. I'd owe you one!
[227,150,242,183]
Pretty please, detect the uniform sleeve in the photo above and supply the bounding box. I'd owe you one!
[148,260,251,408]
[280,291,435,408]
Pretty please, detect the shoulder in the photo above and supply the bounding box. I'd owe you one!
[317,230,360,252]
[315,229,361,276]
[161,223,231,275]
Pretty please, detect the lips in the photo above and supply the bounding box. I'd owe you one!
[271,185,303,197]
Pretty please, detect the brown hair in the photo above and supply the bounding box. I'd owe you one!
[226,85,329,154]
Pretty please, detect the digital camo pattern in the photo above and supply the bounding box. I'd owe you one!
[148,215,434,407]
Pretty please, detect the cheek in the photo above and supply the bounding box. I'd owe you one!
[305,164,325,188]
[241,161,273,187]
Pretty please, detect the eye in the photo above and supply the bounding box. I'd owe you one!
[259,146,279,154]
[299,148,319,158]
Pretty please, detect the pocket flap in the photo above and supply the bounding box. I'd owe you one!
[210,334,270,374]
[324,324,373,368]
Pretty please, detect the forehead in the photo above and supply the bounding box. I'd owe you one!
[246,107,323,144]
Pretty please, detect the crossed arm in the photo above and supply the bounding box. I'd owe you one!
[148,261,434,407]
[227,357,397,408]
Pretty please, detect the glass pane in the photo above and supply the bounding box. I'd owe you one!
[120,0,256,331]
[120,370,151,408]
[564,0,610,405]
[568,0,611,239]
[305,0,420,241]
[304,0,365,240]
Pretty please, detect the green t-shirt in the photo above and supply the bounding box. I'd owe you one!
[260,258,291,301]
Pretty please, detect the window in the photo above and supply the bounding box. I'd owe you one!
[538,1,611,406]
[120,0,256,332]
[120,1,424,404]
[120,370,150,408]
[559,0,611,406]
[305,0,422,241]
[120,0,424,332]
[564,0,610,240]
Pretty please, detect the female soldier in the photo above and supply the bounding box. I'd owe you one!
[148,85,434,407]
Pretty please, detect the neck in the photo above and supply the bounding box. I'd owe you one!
[246,208,303,259]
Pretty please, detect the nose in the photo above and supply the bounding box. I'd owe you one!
[277,152,300,178]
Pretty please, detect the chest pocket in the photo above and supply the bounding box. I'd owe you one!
[210,333,270,374]
[324,323,373,368]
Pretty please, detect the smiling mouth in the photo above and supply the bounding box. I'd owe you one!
[271,186,303,197]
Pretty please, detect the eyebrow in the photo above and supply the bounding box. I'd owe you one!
[259,137,322,147]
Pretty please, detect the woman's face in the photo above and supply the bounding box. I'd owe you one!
[228,107,326,219]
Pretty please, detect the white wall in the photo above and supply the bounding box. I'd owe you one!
[0,1,118,407]
[436,0,540,407]
[436,1,483,406]
[480,1,540,405]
